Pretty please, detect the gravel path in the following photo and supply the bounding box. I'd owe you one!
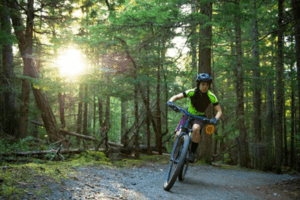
[20,163,298,200]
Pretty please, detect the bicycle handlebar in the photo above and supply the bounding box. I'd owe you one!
[168,103,211,124]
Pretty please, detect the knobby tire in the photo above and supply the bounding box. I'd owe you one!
[178,150,189,181]
[163,134,189,191]
[179,134,192,181]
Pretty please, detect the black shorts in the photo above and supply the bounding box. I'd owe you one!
[176,114,206,132]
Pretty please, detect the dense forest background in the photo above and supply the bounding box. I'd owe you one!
[1,0,300,174]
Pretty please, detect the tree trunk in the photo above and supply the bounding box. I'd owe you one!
[156,50,162,155]
[161,39,168,138]
[275,0,284,174]
[198,0,213,164]
[290,68,295,169]
[93,91,96,136]
[83,85,88,136]
[98,97,104,128]
[104,95,110,156]
[14,0,34,139]
[1,0,18,137]
[235,0,249,168]
[146,80,151,155]
[134,68,140,159]
[190,1,198,87]
[105,96,110,129]
[10,0,64,143]
[20,36,33,137]
[121,98,128,147]
[76,84,83,145]
[32,87,64,142]
[58,92,66,129]
[265,79,274,171]
[138,85,158,135]
[252,0,262,170]
[291,0,300,146]
[283,106,288,166]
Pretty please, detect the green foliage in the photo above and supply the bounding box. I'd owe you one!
[224,153,231,165]
[0,136,37,153]
[192,158,210,166]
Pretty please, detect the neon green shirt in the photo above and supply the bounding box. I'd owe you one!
[183,88,219,115]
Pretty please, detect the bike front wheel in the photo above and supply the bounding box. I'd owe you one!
[163,134,189,191]
[178,150,189,181]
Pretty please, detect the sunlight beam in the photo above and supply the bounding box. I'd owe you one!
[57,48,86,78]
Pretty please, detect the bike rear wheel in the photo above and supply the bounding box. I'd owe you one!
[163,134,189,191]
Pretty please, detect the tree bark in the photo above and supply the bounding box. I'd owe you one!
[290,66,295,169]
[265,79,274,171]
[252,0,262,170]
[83,85,88,136]
[234,0,249,168]
[291,0,300,147]
[58,92,66,129]
[9,0,64,143]
[133,68,140,158]
[275,0,284,174]
[190,1,198,87]
[104,95,110,155]
[76,84,83,145]
[105,96,110,129]
[156,45,162,155]
[0,149,84,157]
[93,91,96,136]
[146,80,151,155]
[198,0,213,164]
[1,0,18,137]
[121,98,128,146]
[32,87,64,142]
[138,86,158,134]
[283,106,288,166]
[98,97,104,128]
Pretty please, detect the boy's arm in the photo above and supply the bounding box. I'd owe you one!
[169,92,185,102]
[214,104,222,120]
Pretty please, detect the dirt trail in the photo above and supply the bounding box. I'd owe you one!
[14,163,299,200]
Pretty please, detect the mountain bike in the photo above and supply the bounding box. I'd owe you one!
[163,103,214,191]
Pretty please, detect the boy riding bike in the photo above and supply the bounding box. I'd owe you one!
[167,73,222,163]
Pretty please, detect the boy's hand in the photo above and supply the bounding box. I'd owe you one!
[209,118,218,125]
[167,101,180,112]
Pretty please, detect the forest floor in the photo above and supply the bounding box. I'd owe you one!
[0,152,299,200]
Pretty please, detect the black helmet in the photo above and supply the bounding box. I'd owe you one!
[196,73,212,84]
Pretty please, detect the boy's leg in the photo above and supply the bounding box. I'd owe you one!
[174,115,187,141]
[189,123,203,163]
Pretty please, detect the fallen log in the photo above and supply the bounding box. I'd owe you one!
[59,129,123,148]
[31,120,168,155]
[50,144,65,161]
[95,135,107,151]
[0,158,35,163]
[152,151,170,156]
[31,120,44,127]
[0,149,84,157]
[60,130,95,141]
[31,121,97,142]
